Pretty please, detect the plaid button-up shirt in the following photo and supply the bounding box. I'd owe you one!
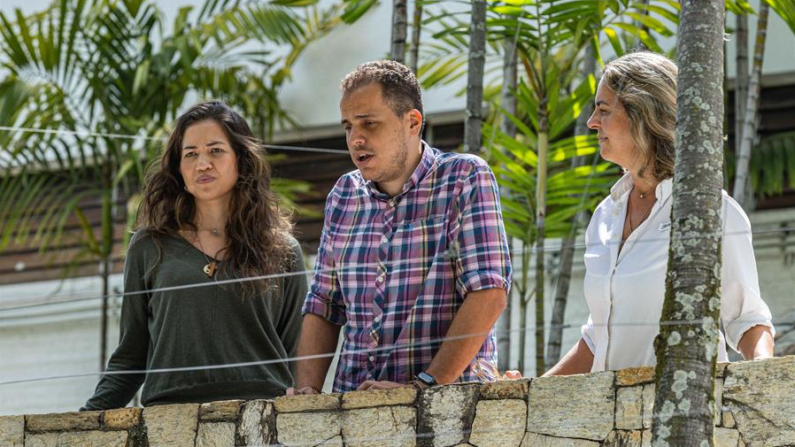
[303,143,512,392]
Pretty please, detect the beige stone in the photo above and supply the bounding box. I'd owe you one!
[342,387,417,409]
[318,435,344,445]
[641,385,655,430]
[275,393,341,413]
[26,411,100,432]
[200,400,244,421]
[197,422,236,447]
[715,427,741,447]
[519,432,599,447]
[616,386,643,430]
[526,372,614,440]
[341,406,416,447]
[479,379,530,400]
[24,433,58,447]
[103,407,142,430]
[56,431,128,447]
[640,430,651,447]
[238,400,275,447]
[277,411,341,446]
[417,383,480,447]
[616,367,655,386]
[0,415,24,447]
[603,430,643,447]
[468,399,526,447]
[723,356,795,446]
[723,410,736,428]
[143,404,199,447]
[717,362,729,378]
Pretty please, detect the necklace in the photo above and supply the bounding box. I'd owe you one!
[628,194,655,233]
[195,234,221,278]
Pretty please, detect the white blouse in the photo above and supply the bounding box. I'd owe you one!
[581,174,774,372]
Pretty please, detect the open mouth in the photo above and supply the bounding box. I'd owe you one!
[354,152,374,165]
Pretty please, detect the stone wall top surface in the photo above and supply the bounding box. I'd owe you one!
[1,356,791,447]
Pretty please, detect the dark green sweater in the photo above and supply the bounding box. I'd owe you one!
[83,230,307,410]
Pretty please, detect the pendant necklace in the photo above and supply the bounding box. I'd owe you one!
[196,234,221,278]
[629,193,655,233]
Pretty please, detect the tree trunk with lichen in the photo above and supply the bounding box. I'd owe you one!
[651,0,725,445]
[463,0,486,153]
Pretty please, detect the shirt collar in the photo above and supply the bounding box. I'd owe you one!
[610,172,673,202]
[364,140,436,200]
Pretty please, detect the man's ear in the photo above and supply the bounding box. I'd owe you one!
[407,109,423,135]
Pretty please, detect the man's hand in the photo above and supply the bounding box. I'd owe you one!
[290,314,341,396]
[356,380,410,391]
[285,386,321,396]
[500,370,523,380]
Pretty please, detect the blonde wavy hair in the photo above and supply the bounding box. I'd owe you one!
[602,51,678,181]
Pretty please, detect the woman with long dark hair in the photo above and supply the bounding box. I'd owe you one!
[83,101,306,409]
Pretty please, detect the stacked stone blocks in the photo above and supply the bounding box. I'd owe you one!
[1,356,793,446]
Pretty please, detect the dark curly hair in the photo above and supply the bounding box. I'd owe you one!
[340,60,424,128]
[138,101,294,296]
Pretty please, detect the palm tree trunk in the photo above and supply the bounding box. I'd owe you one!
[733,1,769,210]
[99,185,113,371]
[535,99,548,377]
[545,47,595,367]
[409,0,423,73]
[464,0,486,153]
[735,11,749,148]
[652,0,725,445]
[391,0,408,63]
[497,36,518,372]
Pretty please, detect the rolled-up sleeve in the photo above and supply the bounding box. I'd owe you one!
[581,315,597,354]
[451,163,512,297]
[720,195,775,351]
[302,186,347,325]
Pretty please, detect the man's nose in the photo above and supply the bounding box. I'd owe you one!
[349,128,365,148]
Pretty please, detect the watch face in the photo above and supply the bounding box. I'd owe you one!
[417,372,436,385]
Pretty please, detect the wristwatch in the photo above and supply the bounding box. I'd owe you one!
[415,371,437,388]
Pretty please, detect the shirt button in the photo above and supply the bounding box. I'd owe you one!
[374,315,380,323]
[388,199,396,207]
[369,355,375,362]
[376,276,384,284]
[381,235,388,244]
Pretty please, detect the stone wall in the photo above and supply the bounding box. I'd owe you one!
[1,356,792,447]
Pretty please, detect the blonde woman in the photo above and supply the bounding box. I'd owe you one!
[546,52,774,375]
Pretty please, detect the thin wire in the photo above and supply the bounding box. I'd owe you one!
[2,224,794,314]
[0,316,781,388]
[0,125,349,156]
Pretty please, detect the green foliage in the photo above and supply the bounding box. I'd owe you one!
[0,0,366,271]
[748,131,795,198]
[765,0,795,34]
